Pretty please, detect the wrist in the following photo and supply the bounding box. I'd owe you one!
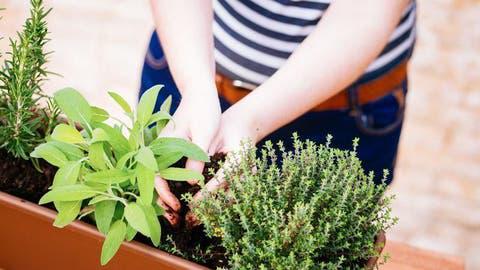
[223,101,263,144]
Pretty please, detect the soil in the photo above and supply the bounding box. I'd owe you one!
[0,149,55,203]
[161,153,228,269]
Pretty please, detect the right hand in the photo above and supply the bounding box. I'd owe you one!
[154,87,221,226]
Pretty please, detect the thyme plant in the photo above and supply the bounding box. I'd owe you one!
[0,0,58,160]
[31,85,208,265]
[192,135,397,270]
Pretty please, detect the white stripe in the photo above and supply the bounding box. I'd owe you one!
[389,5,415,42]
[214,21,286,68]
[215,1,299,52]
[225,0,316,36]
[250,0,323,21]
[366,27,416,72]
[214,49,268,84]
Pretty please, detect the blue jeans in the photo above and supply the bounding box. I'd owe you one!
[140,32,406,185]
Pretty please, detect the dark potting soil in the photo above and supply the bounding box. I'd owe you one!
[0,149,55,203]
[160,153,228,269]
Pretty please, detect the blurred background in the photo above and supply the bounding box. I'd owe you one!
[1,0,479,269]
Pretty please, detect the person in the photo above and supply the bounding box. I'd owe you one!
[140,0,416,225]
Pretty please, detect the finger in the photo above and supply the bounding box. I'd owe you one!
[154,176,181,212]
[186,135,212,185]
[191,168,227,204]
[185,159,205,185]
[156,197,179,226]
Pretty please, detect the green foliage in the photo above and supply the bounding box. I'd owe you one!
[0,0,59,159]
[192,135,397,270]
[31,86,208,265]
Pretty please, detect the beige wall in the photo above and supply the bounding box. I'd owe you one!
[1,0,479,269]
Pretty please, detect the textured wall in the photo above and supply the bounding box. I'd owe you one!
[1,0,478,269]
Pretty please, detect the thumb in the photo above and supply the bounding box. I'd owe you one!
[186,135,212,185]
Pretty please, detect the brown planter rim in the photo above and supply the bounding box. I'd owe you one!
[0,190,208,270]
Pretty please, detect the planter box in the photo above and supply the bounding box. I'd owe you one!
[0,191,207,270]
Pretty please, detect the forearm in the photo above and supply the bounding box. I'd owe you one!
[150,0,216,97]
[231,0,409,142]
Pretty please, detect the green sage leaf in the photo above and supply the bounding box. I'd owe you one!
[84,169,133,184]
[124,202,150,237]
[149,137,208,162]
[53,201,81,228]
[125,224,137,241]
[54,88,92,126]
[136,146,158,171]
[101,220,126,265]
[108,91,132,114]
[141,203,161,246]
[91,106,109,122]
[51,124,85,144]
[47,141,84,161]
[52,161,81,188]
[137,85,162,127]
[39,184,99,204]
[156,152,183,170]
[88,143,107,170]
[31,143,68,167]
[159,167,204,182]
[95,200,117,235]
[136,163,155,205]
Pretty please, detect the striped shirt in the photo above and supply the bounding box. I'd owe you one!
[213,0,416,86]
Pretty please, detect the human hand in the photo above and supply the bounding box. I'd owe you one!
[186,104,259,226]
[155,87,221,225]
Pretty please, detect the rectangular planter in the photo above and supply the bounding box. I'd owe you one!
[0,191,207,270]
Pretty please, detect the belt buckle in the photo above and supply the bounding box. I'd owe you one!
[232,79,257,91]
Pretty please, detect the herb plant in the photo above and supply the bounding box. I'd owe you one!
[31,85,208,265]
[192,135,397,270]
[0,0,59,160]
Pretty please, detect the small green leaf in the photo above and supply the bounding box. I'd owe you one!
[95,200,117,235]
[160,95,172,113]
[52,161,81,188]
[159,167,204,182]
[136,163,155,205]
[51,124,85,144]
[93,123,130,158]
[84,169,133,184]
[136,147,158,171]
[53,201,81,228]
[141,203,161,246]
[124,202,150,237]
[88,143,107,170]
[31,143,68,167]
[101,220,126,265]
[137,85,162,127]
[54,88,92,126]
[89,195,113,205]
[125,224,137,241]
[47,141,84,161]
[149,137,209,162]
[156,152,183,170]
[91,106,109,122]
[147,111,171,126]
[91,128,110,144]
[128,122,141,150]
[116,151,137,170]
[108,92,132,114]
[39,184,99,204]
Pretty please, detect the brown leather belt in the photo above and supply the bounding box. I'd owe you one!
[216,61,408,112]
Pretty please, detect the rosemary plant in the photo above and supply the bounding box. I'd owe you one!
[192,135,397,270]
[0,0,58,160]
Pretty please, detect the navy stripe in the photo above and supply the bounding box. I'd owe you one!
[241,0,320,26]
[358,49,412,84]
[215,36,277,76]
[275,0,329,9]
[219,0,307,42]
[379,27,413,57]
[215,13,293,58]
